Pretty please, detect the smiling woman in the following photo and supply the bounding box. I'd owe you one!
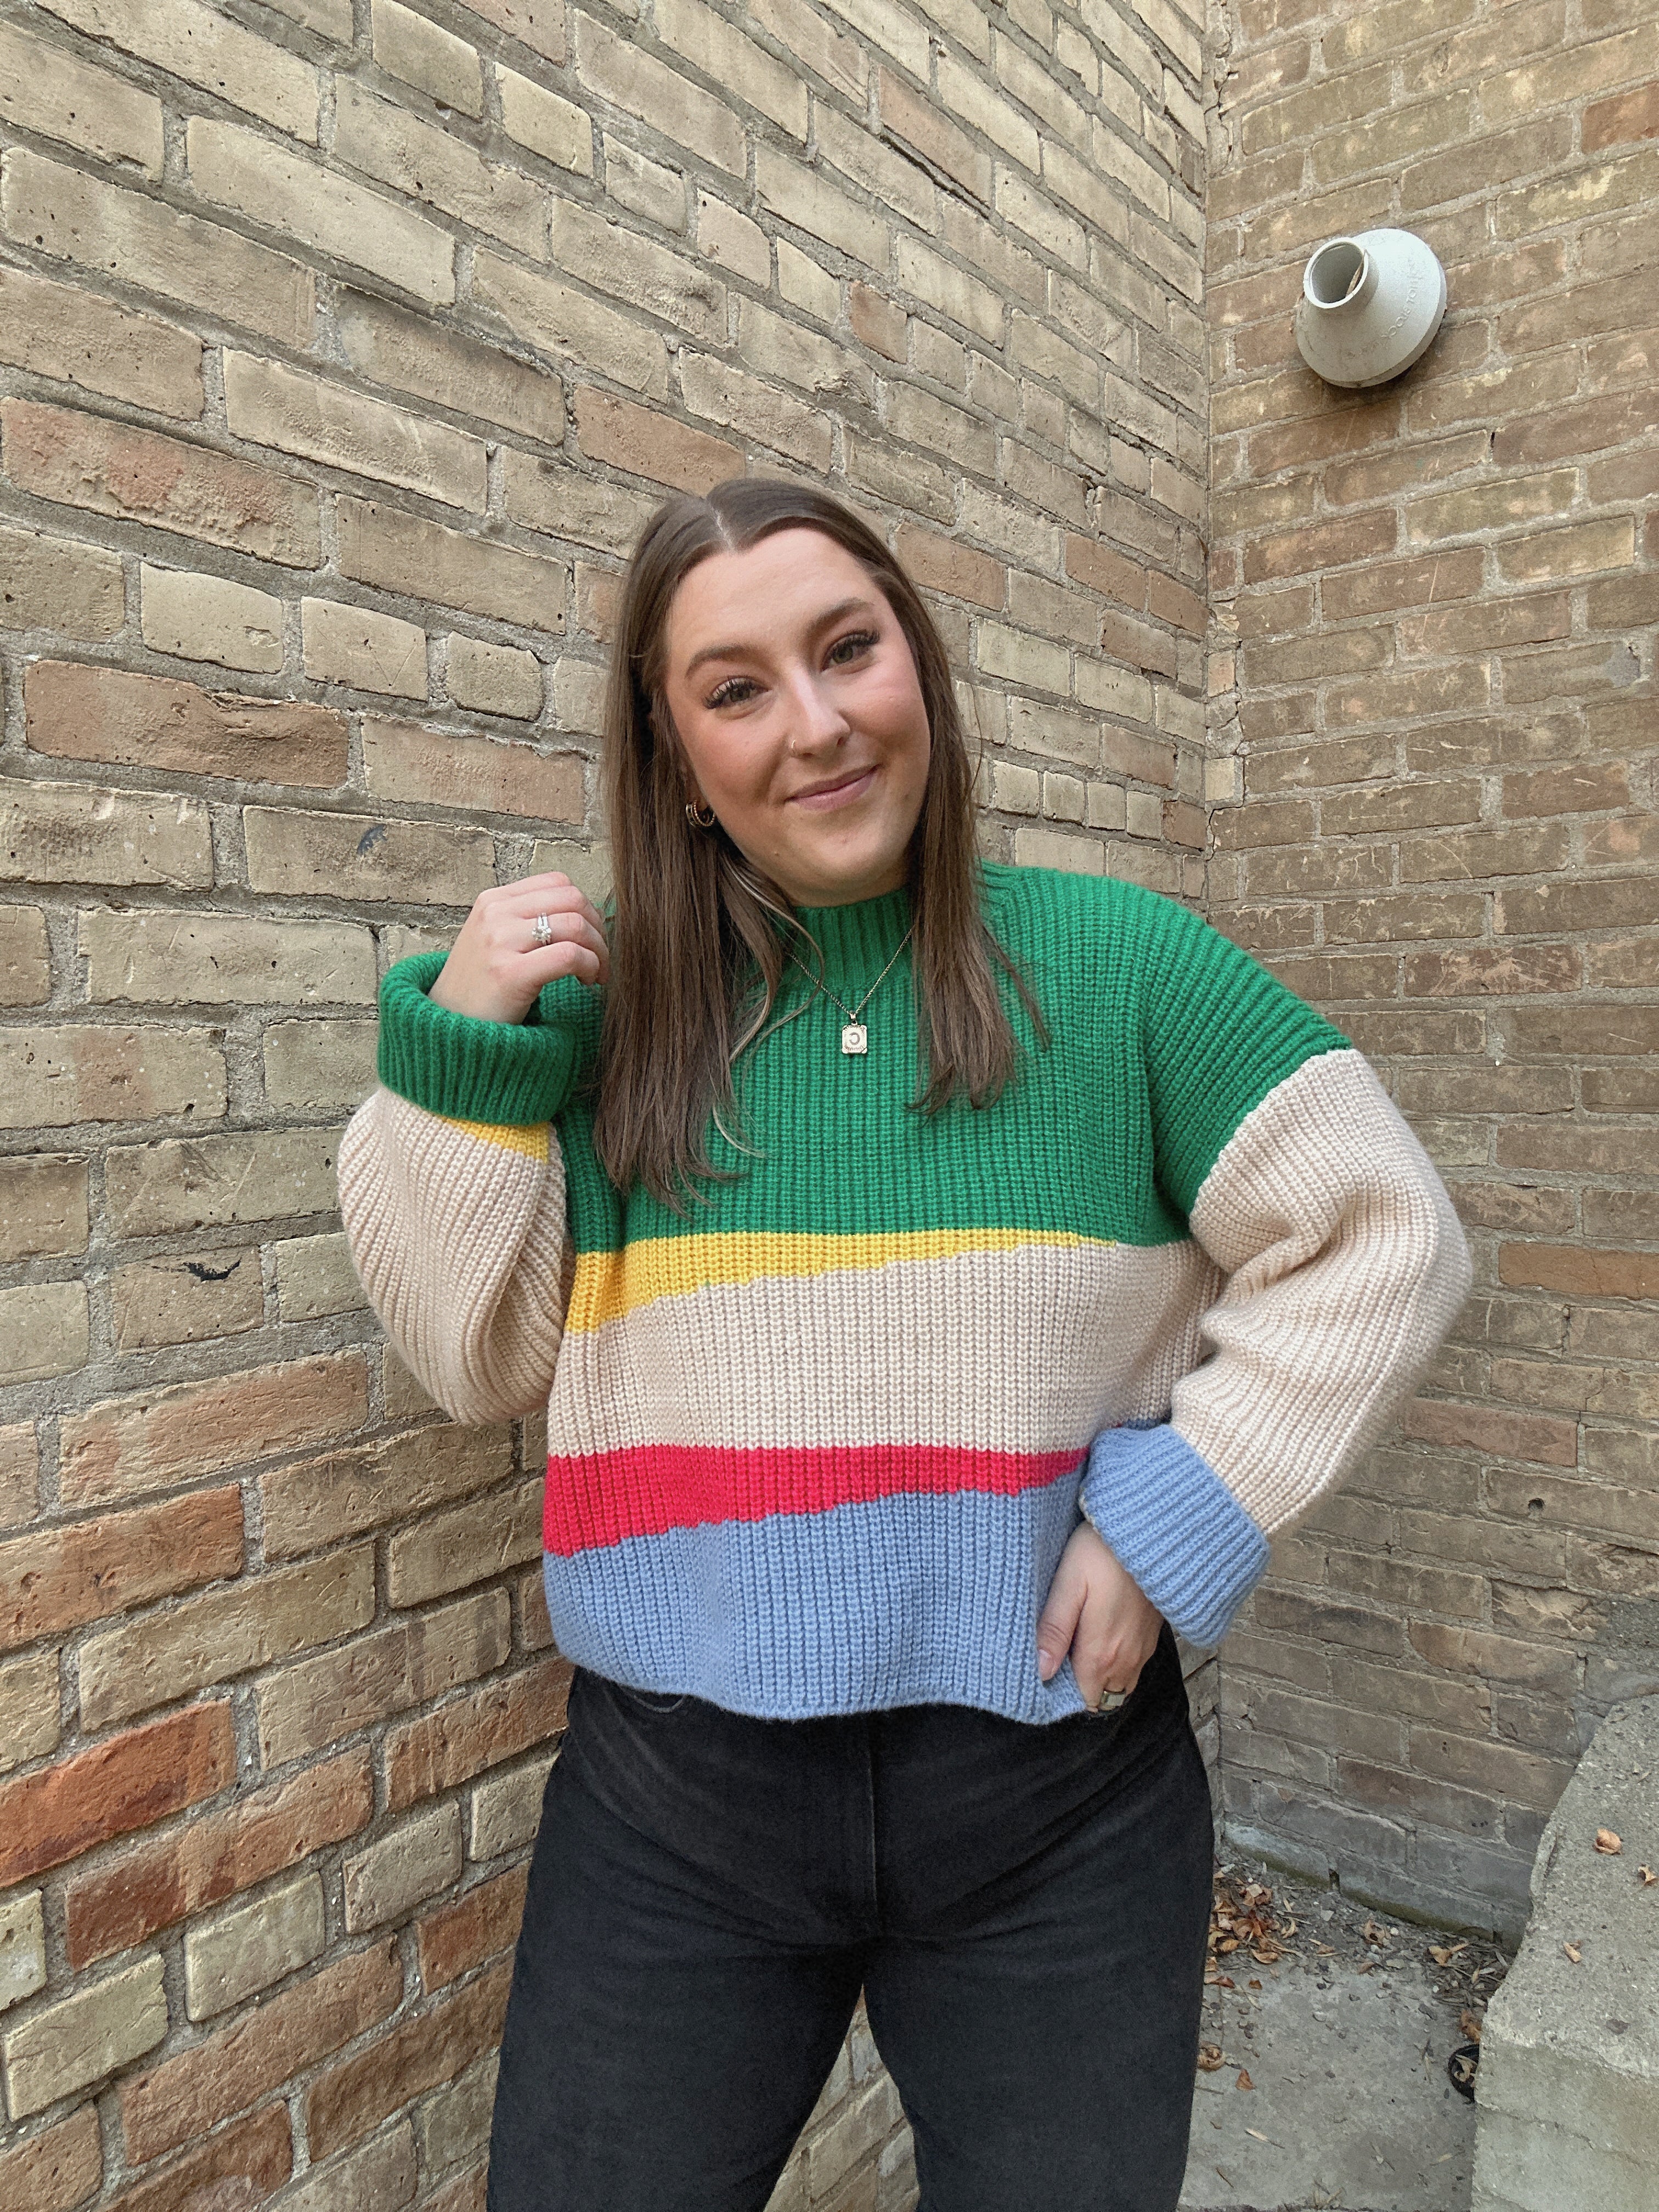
[335,476,1472,2212]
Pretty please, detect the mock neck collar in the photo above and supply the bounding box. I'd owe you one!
[786,883,913,985]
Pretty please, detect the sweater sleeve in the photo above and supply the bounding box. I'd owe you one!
[336,952,593,1425]
[1079,898,1472,1647]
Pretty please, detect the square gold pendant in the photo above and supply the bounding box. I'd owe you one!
[840,1023,868,1056]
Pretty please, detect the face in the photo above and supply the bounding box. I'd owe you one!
[658,527,932,907]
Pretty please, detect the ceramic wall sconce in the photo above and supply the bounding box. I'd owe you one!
[1293,229,1448,388]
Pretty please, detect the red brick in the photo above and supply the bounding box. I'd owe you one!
[1507,1003,1659,1056]
[1147,570,1206,636]
[386,1656,572,1812]
[1502,761,1631,817]
[1321,546,1482,620]
[573,387,740,493]
[0,2104,101,2212]
[1584,78,1659,151]
[1,1486,242,1654]
[894,524,1003,611]
[0,1701,233,1889]
[1402,945,1580,996]
[67,1749,373,1970]
[306,1957,511,2161]
[25,661,348,788]
[58,1353,369,1507]
[1398,1400,1578,1467]
[1242,507,1397,584]
[121,1940,402,2163]
[107,2102,290,2212]
[416,1864,528,1994]
[426,2164,488,2212]
[1064,534,1146,606]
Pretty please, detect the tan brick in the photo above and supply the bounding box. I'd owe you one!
[0,2103,100,2212]
[0,1652,58,1775]
[0,518,125,639]
[335,289,565,445]
[677,347,833,471]
[387,1654,571,1810]
[0,1487,242,1656]
[655,0,806,135]
[266,0,356,32]
[25,661,347,789]
[224,352,486,511]
[4,780,214,892]
[373,0,482,110]
[698,194,772,287]
[122,1942,398,2163]
[498,65,594,174]
[2,1424,41,1523]
[105,1126,343,1237]
[59,1353,368,1508]
[299,597,426,701]
[501,451,659,560]
[187,119,455,304]
[471,249,668,405]
[2,1953,166,2120]
[3,398,319,567]
[1499,517,1637,582]
[0,904,50,1008]
[256,1589,510,1767]
[754,146,890,273]
[752,0,865,100]
[387,1479,541,1609]
[275,1231,368,1322]
[457,0,565,63]
[0,1889,47,2015]
[572,10,743,177]
[572,386,742,493]
[0,262,200,417]
[335,81,543,254]
[344,1803,463,1932]
[308,1957,510,2161]
[0,1156,84,1260]
[41,0,320,138]
[338,497,569,637]
[0,18,162,176]
[281,2123,418,2212]
[84,909,376,1012]
[446,635,543,719]
[263,1018,379,1111]
[262,1424,511,1561]
[362,718,583,823]
[181,1871,325,2022]
[244,804,496,905]
[80,1547,376,1730]
[1321,546,1485,622]
[140,564,282,674]
[110,1248,264,1345]
[0,1024,225,1131]
[2,148,315,350]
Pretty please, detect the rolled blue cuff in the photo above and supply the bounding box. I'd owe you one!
[1080,1422,1269,1650]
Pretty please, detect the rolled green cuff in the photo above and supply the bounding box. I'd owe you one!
[376,951,580,1126]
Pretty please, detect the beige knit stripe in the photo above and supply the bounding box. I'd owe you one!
[337,1087,570,1425]
[545,1236,1219,1457]
[1181,1048,1472,1536]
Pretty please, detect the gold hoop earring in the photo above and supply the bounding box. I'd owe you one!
[685,798,716,829]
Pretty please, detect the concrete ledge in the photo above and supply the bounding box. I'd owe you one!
[1472,1694,1659,2212]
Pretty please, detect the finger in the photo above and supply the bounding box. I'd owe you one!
[1035,1551,1087,1684]
[518,913,611,984]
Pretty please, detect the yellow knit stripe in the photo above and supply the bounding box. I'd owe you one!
[437,1114,550,1164]
[567,1227,1108,1333]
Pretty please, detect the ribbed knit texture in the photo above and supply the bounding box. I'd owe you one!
[337,864,1472,1722]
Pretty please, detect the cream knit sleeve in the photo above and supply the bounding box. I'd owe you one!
[337,1090,571,1425]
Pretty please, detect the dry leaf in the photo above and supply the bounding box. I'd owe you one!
[1218,1937,1241,1953]
[1595,1829,1623,1855]
[1461,2008,1483,2043]
[1564,1942,1582,1963]
[1639,1866,1656,1886]
[1244,2128,1269,2143]
[1236,2069,1254,2091]
[1429,1940,1467,1966]
[1248,1978,1263,1991]
[1198,2044,1226,2072]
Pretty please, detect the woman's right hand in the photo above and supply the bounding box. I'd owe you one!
[427,872,611,1025]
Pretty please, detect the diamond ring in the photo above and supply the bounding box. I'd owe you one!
[532,913,554,947]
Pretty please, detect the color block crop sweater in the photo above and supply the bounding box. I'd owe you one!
[337,864,1471,1724]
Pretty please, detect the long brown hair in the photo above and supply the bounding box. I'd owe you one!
[593,476,1043,1208]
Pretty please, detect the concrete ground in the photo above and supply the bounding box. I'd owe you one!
[1180,1859,1512,2212]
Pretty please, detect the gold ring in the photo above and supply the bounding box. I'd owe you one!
[1094,1688,1128,1714]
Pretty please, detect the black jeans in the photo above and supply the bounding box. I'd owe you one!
[487,1624,1212,2212]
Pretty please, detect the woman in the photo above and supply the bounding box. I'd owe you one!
[338,477,1471,2212]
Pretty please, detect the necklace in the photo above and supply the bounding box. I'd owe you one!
[788,923,915,1057]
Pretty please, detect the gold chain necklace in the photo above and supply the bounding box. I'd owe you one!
[788,923,915,1057]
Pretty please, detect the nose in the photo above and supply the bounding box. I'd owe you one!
[781,662,852,754]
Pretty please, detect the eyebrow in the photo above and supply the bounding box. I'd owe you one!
[681,595,879,680]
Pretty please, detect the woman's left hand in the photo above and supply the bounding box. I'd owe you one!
[1036,1520,1164,1707]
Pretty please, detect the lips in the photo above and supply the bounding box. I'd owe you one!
[788,765,877,810]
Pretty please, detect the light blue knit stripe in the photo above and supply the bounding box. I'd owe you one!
[541,1471,1099,1724]
[1079,1422,1268,1650]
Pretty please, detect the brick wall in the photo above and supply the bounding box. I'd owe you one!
[1206,0,1658,1936]
[0,0,1210,2203]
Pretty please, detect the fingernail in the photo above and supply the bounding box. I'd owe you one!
[1036,1648,1057,1681]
